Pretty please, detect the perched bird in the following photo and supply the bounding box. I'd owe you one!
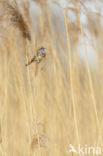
[25,47,46,66]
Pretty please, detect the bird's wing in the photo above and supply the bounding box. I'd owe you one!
[37,50,40,56]
[30,56,36,62]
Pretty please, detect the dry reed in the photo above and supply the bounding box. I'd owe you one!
[0,0,103,156]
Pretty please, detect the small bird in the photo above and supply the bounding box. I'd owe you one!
[25,47,46,66]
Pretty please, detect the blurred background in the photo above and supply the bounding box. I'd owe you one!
[0,0,103,155]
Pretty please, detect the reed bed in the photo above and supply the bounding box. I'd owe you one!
[0,0,103,156]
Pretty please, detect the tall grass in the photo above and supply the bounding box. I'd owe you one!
[0,0,103,156]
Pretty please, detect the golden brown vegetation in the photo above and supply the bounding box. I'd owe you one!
[0,0,103,156]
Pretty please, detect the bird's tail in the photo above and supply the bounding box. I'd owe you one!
[25,61,31,66]
[25,56,36,66]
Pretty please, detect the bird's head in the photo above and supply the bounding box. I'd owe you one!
[39,47,46,57]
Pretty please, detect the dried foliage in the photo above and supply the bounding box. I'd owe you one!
[0,0,103,156]
[0,0,31,40]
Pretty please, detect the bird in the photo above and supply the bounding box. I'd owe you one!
[25,47,46,66]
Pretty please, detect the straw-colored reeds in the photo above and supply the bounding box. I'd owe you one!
[0,0,103,156]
